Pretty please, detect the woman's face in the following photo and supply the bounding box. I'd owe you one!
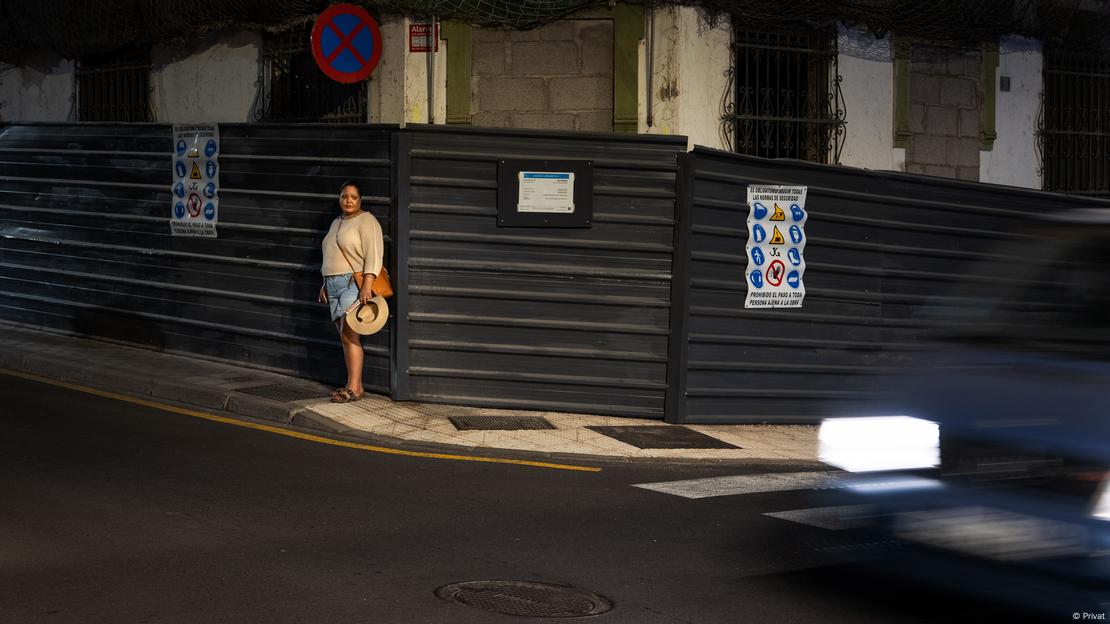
[339,185,361,217]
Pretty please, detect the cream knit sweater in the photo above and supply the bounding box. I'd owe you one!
[320,211,383,278]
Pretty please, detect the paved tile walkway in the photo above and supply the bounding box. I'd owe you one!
[0,322,820,463]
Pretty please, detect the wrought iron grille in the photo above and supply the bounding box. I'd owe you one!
[257,25,368,123]
[1039,51,1110,198]
[723,26,844,163]
[76,47,152,122]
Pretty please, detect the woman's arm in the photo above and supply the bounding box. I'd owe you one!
[358,214,384,303]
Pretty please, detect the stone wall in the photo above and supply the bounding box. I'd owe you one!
[471,20,614,132]
[906,46,982,180]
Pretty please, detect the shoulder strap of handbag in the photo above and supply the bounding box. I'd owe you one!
[334,218,365,289]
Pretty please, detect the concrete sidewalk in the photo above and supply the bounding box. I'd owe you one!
[0,322,819,464]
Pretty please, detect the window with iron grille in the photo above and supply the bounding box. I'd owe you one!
[724,25,844,163]
[258,25,368,123]
[1039,51,1110,199]
[76,47,153,122]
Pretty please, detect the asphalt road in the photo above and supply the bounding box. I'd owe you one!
[1,373,1046,623]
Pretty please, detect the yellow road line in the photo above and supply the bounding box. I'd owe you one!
[1,368,602,473]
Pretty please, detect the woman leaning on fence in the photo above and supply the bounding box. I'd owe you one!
[317,180,384,403]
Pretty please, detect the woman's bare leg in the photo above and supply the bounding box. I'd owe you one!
[335,319,364,396]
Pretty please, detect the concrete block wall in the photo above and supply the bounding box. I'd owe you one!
[906,46,982,181]
[471,20,614,131]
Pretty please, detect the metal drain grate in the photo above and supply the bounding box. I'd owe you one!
[226,375,267,383]
[237,382,332,402]
[435,581,613,618]
[449,416,556,431]
[587,425,740,449]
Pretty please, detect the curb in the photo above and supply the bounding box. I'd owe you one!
[0,327,821,468]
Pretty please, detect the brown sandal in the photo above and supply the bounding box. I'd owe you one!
[330,387,362,403]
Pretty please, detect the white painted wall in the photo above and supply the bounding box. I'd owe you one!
[0,54,74,122]
[371,16,406,123]
[151,29,261,123]
[980,36,1042,189]
[640,6,731,150]
[371,15,447,125]
[402,19,447,124]
[837,26,896,170]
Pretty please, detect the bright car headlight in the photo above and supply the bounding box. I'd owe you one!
[819,415,940,473]
[1093,477,1110,521]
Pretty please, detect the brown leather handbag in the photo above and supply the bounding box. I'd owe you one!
[370,267,394,298]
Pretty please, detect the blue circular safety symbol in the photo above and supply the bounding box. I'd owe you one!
[175,160,186,178]
[789,225,804,244]
[174,202,186,219]
[787,247,801,266]
[175,140,187,157]
[204,182,216,198]
[752,223,766,243]
[791,204,805,222]
[750,247,765,266]
[786,270,801,289]
[205,140,218,158]
[752,202,768,220]
[203,202,216,221]
[173,182,185,198]
[749,270,764,289]
[205,160,217,178]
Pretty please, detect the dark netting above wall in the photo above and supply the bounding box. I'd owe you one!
[1,0,1109,62]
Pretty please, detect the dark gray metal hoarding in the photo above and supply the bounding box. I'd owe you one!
[672,147,1110,423]
[0,123,394,392]
[395,127,687,418]
[7,124,1110,423]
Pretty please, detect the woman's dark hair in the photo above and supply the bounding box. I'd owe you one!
[338,180,362,197]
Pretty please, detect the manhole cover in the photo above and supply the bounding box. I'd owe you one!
[435,580,613,618]
[449,416,556,431]
[238,382,332,402]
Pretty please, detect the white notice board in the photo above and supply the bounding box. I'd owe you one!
[517,171,575,213]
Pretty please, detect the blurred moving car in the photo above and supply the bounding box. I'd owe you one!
[818,209,1110,613]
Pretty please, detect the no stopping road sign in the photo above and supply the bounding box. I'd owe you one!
[311,4,382,83]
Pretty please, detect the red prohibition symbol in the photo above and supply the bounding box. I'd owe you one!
[765,259,786,287]
[311,4,383,83]
[186,192,203,218]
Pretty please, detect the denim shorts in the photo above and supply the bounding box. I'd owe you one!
[324,274,359,321]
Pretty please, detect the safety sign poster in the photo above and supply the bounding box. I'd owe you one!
[744,185,807,308]
[171,124,219,238]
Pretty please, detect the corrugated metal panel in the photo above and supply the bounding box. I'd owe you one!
[0,123,394,391]
[680,147,1110,423]
[399,127,687,418]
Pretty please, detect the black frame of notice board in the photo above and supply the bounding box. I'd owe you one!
[497,159,593,227]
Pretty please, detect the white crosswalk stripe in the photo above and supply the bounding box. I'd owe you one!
[632,471,842,499]
[762,505,876,531]
[633,471,887,532]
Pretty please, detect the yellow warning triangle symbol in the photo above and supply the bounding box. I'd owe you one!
[190,162,202,179]
[769,225,785,245]
[770,203,786,221]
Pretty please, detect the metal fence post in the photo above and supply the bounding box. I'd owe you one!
[390,130,412,400]
[665,152,693,423]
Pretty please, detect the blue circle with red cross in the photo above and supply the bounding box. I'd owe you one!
[311,4,382,83]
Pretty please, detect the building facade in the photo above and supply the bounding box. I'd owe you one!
[0,3,1105,197]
